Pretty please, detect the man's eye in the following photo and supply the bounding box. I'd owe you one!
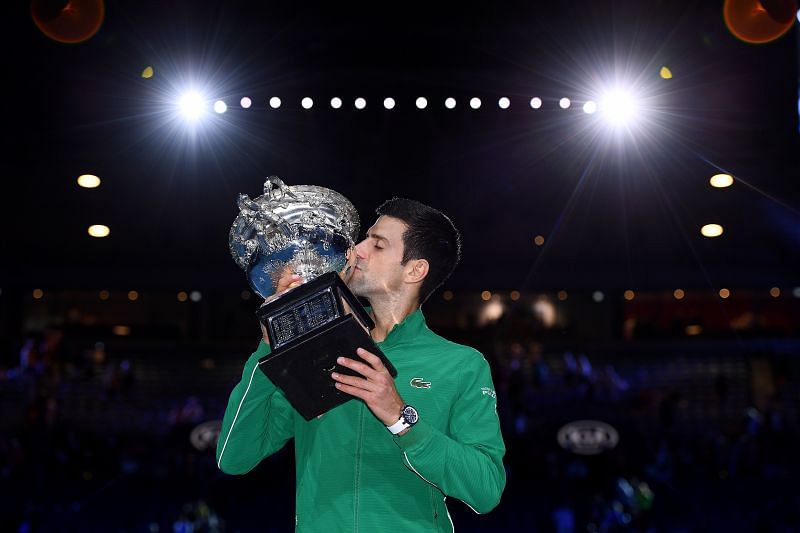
[374,244,383,250]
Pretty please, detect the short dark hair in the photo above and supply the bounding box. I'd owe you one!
[375,198,462,304]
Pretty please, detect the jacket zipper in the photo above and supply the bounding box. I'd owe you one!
[430,487,439,529]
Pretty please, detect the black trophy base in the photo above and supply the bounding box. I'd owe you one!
[257,313,397,421]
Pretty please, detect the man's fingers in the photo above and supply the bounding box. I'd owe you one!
[337,356,380,379]
[331,372,375,392]
[277,274,304,293]
[334,381,368,400]
[356,348,386,372]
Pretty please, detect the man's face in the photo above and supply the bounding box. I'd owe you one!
[347,215,408,299]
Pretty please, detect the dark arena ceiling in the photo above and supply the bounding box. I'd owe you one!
[4,0,800,294]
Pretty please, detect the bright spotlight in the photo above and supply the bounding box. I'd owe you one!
[354,97,366,110]
[530,97,542,109]
[177,91,206,122]
[469,97,481,109]
[583,100,597,114]
[445,97,456,109]
[301,97,314,109]
[240,97,252,109]
[88,224,110,238]
[710,173,734,188]
[77,174,101,188]
[559,97,571,109]
[384,97,396,109]
[416,97,428,109]
[213,100,227,114]
[701,224,724,238]
[269,97,281,109]
[498,97,510,109]
[599,89,639,126]
[331,97,342,109]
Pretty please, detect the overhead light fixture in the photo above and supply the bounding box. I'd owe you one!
[598,89,639,127]
[177,90,207,122]
[701,224,724,238]
[710,174,734,188]
[88,224,110,238]
[77,174,101,188]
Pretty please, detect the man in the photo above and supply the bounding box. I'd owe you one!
[216,198,506,532]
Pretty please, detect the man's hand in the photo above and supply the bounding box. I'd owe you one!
[331,347,404,427]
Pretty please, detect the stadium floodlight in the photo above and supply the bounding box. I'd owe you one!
[599,89,639,127]
[177,91,207,122]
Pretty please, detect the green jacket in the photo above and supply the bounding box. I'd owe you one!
[216,308,506,532]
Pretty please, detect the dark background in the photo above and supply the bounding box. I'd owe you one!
[2,1,800,532]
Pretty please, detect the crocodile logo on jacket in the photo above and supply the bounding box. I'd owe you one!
[410,377,432,389]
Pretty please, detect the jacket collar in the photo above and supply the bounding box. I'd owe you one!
[366,307,427,348]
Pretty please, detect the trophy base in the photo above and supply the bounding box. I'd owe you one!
[258,313,397,420]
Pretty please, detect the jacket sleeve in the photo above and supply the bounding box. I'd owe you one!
[216,341,297,474]
[393,353,506,513]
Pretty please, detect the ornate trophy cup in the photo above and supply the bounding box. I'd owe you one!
[229,176,396,420]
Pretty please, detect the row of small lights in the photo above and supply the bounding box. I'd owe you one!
[209,95,599,113]
[443,286,799,302]
[28,289,231,302]
[25,287,796,302]
[168,64,673,118]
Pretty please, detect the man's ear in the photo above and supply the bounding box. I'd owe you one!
[406,259,429,284]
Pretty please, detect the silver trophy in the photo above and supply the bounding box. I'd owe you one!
[229,176,396,420]
[229,176,360,299]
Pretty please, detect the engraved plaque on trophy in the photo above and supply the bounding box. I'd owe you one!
[229,176,396,420]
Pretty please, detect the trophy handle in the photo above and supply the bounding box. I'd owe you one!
[264,175,298,202]
[236,192,295,239]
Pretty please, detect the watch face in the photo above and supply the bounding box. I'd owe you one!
[402,405,419,425]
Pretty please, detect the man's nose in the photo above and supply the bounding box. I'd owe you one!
[353,240,368,258]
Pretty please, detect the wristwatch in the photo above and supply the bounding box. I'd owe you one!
[386,404,419,435]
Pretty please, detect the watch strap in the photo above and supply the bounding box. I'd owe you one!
[387,416,410,435]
